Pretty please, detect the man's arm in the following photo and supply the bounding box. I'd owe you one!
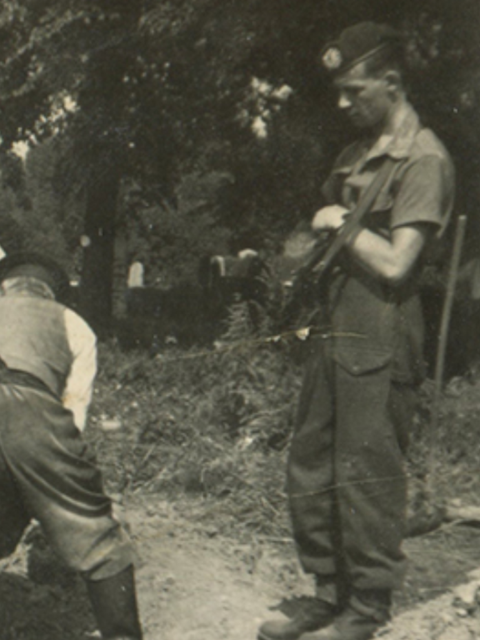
[313,149,453,285]
[311,204,432,285]
[62,308,97,431]
[348,223,431,284]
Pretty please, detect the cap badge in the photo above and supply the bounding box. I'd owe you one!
[322,47,343,71]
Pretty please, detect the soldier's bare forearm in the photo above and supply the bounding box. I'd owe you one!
[347,223,430,285]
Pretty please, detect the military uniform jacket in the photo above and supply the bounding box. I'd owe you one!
[321,103,455,384]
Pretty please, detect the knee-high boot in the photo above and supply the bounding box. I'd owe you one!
[86,564,143,639]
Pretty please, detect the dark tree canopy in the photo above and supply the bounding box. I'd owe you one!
[0,0,478,311]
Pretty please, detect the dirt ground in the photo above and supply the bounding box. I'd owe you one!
[3,493,480,640]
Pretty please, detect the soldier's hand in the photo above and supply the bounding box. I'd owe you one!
[311,205,350,232]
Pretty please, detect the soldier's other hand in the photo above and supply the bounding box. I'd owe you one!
[311,205,350,232]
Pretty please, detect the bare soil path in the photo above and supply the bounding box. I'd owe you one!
[3,494,480,640]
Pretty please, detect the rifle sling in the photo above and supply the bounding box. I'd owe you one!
[310,156,397,278]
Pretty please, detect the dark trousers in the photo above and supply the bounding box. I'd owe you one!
[288,337,416,595]
[0,384,134,580]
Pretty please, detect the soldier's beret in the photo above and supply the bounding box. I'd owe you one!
[0,252,70,302]
[320,22,403,75]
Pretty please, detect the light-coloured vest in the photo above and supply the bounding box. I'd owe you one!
[0,297,72,396]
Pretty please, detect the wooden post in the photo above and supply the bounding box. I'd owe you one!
[428,214,467,489]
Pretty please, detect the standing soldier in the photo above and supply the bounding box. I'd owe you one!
[259,22,454,640]
[0,252,143,640]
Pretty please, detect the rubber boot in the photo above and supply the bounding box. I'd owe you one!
[86,564,143,639]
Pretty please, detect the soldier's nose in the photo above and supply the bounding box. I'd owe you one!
[338,93,351,110]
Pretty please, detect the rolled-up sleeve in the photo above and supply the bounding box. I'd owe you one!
[390,154,454,236]
[62,308,97,431]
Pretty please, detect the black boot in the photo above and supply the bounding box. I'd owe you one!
[86,565,143,639]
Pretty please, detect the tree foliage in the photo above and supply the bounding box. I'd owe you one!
[0,0,478,297]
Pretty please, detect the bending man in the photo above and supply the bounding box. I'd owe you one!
[0,252,143,640]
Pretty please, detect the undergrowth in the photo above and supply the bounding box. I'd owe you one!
[87,308,303,537]
[86,305,480,541]
[408,375,480,508]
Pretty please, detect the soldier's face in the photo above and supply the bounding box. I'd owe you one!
[334,62,392,130]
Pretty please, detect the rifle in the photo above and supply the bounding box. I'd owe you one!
[280,232,331,329]
[281,157,397,329]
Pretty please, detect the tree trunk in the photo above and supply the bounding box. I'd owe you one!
[111,222,128,320]
[78,176,119,337]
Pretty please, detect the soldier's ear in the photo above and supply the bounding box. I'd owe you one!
[383,70,402,94]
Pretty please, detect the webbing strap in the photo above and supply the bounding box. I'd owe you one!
[307,156,397,279]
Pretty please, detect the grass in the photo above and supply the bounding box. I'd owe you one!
[86,320,302,537]
[85,315,480,543]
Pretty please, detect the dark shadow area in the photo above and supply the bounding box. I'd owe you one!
[422,286,480,380]
[0,570,94,640]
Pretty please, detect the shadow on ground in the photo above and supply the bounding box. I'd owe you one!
[0,571,94,640]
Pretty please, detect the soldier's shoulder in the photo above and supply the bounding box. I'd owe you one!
[411,127,452,165]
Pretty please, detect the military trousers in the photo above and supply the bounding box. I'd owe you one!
[288,336,416,595]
